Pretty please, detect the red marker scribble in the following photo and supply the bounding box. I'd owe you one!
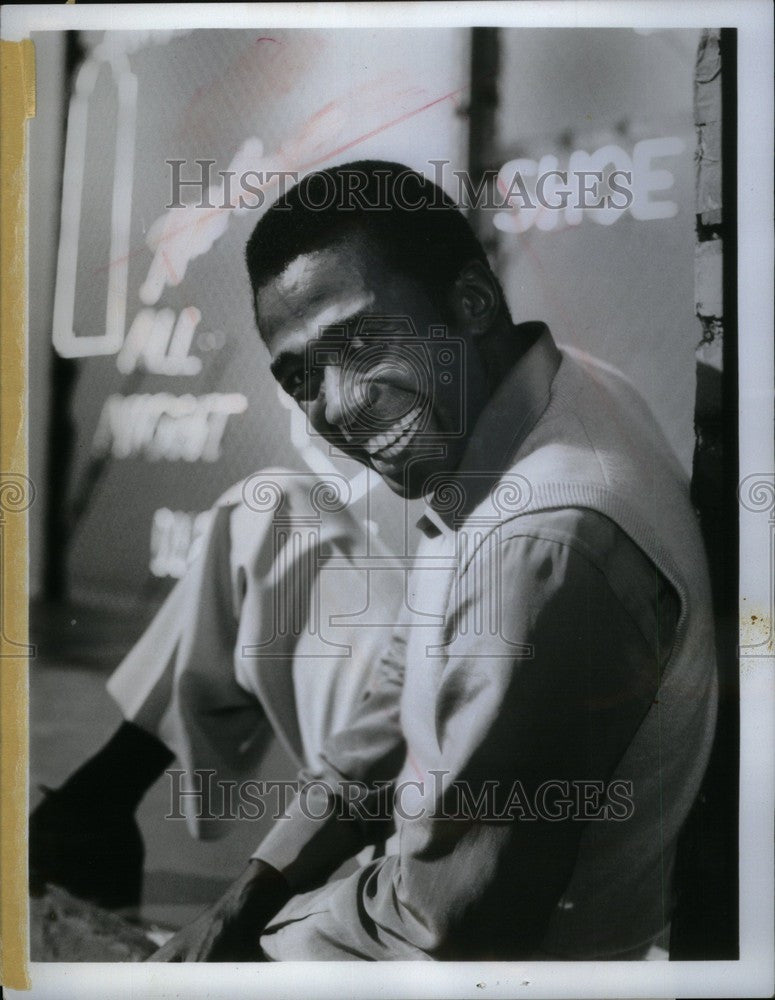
[406,747,425,782]
[160,248,180,286]
[96,85,463,279]
[298,87,463,172]
[308,100,337,124]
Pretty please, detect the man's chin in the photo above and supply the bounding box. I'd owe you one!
[369,457,438,500]
[377,471,419,499]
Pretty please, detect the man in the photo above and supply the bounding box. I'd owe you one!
[151,160,717,961]
[30,468,403,908]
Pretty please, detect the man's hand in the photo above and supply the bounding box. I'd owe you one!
[148,859,291,962]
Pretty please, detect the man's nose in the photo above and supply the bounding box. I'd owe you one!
[322,365,346,427]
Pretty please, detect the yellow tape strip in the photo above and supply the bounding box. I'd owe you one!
[0,37,36,991]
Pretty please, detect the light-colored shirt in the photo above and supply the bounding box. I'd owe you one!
[254,327,687,960]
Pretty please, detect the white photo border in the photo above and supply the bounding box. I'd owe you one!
[2,2,772,997]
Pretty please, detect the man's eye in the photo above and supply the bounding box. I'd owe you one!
[285,366,322,402]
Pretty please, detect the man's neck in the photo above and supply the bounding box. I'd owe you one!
[479,318,545,395]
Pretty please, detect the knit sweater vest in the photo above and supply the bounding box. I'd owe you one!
[472,344,719,958]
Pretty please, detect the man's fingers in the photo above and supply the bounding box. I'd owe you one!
[147,939,186,961]
[144,905,237,961]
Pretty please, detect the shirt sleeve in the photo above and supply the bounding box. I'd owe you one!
[257,518,678,959]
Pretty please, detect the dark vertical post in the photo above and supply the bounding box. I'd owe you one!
[42,32,83,603]
[467,28,500,260]
[716,23,740,960]
[670,27,739,960]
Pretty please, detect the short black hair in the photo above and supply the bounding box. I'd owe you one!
[245,160,492,318]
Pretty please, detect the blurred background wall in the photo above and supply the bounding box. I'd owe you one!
[495,28,700,473]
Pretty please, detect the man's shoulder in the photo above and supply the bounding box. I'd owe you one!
[455,503,635,576]
[500,346,691,539]
[464,507,676,647]
[492,506,634,569]
[558,342,636,386]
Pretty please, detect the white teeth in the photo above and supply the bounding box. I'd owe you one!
[363,408,424,458]
[396,409,423,431]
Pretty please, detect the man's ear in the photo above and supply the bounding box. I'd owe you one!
[448,260,501,336]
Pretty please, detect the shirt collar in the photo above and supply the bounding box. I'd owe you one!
[416,322,561,537]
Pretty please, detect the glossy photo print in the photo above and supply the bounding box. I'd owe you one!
[0,3,772,999]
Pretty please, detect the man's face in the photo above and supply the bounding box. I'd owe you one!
[256,236,488,498]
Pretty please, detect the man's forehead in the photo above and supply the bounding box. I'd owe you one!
[276,240,372,294]
[272,294,377,353]
[276,253,317,292]
[258,251,376,358]
[258,245,368,315]
[255,237,434,353]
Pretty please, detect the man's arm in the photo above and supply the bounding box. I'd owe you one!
[255,521,676,960]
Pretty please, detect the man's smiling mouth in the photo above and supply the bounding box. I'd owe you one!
[359,406,427,461]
